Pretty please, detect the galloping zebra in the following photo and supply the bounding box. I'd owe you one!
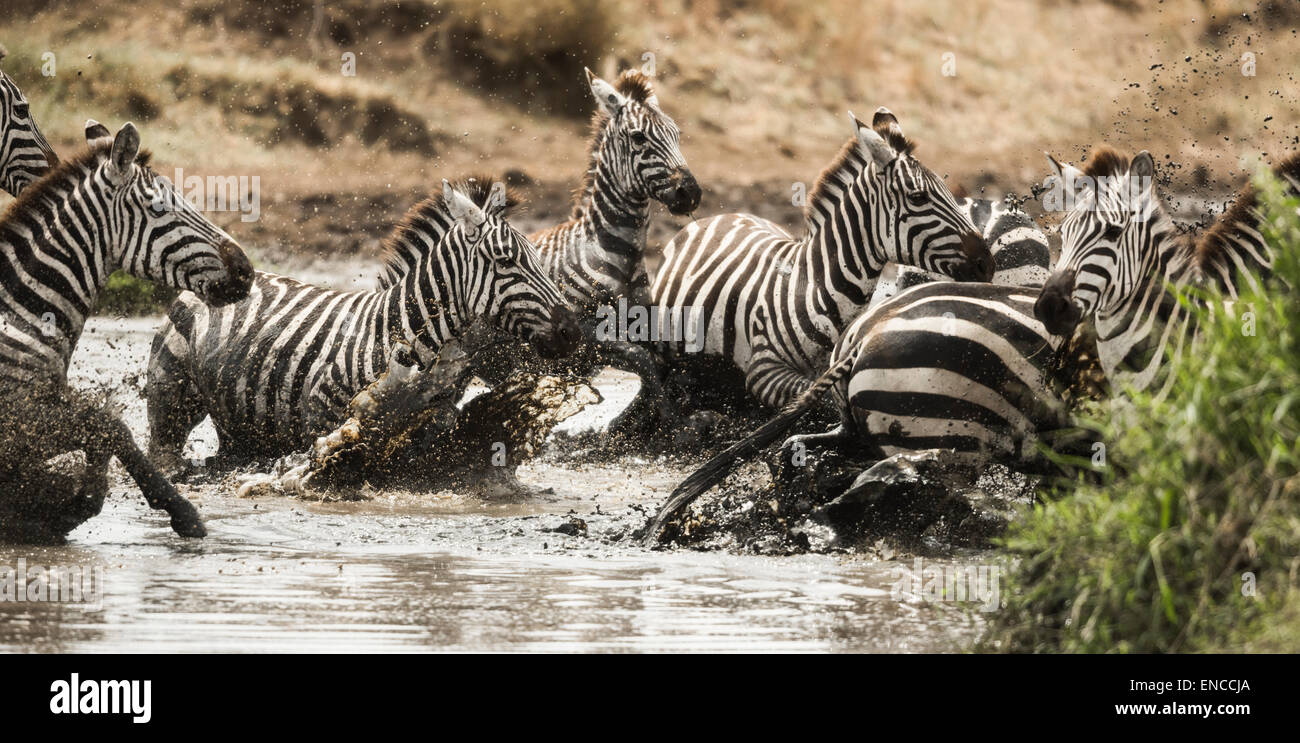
[0,120,254,539]
[650,108,994,411]
[377,69,699,426]
[870,198,1051,305]
[644,146,1298,539]
[145,178,580,467]
[0,45,58,195]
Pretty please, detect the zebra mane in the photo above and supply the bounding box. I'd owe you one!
[0,142,152,224]
[803,136,869,227]
[571,70,658,219]
[378,175,523,287]
[1080,146,1130,179]
[1193,151,1300,275]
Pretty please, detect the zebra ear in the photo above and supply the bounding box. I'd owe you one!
[443,179,486,235]
[586,68,626,116]
[871,107,905,141]
[851,111,896,170]
[1130,150,1155,187]
[1045,152,1086,190]
[106,122,140,185]
[85,119,113,149]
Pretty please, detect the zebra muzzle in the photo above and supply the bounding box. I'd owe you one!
[534,305,582,359]
[204,240,255,307]
[661,167,702,216]
[1035,268,1083,337]
[952,231,995,282]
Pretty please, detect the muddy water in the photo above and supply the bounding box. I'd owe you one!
[0,317,986,652]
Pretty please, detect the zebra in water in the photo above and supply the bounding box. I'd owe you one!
[649,107,994,412]
[377,69,699,428]
[870,198,1051,305]
[0,120,254,540]
[145,178,581,468]
[0,45,58,195]
[644,146,1297,539]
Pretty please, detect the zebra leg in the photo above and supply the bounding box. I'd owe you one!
[145,322,207,478]
[600,341,676,435]
[88,407,206,538]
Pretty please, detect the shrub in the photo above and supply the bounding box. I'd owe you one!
[981,168,1300,653]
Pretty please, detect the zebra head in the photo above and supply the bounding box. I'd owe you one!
[84,120,253,307]
[853,109,993,282]
[586,68,701,216]
[0,47,58,196]
[1035,148,1172,337]
[441,180,580,358]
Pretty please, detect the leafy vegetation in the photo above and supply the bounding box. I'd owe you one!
[981,169,1300,653]
[93,271,178,316]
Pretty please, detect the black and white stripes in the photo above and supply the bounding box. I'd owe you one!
[650,108,994,409]
[1035,148,1294,397]
[1,121,252,387]
[146,178,580,464]
[0,120,254,537]
[0,46,57,196]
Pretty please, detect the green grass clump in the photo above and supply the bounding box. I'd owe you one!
[981,169,1300,653]
[93,271,177,316]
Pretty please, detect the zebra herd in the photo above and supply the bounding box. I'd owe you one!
[0,49,1294,544]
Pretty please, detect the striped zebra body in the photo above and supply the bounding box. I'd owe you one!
[872,198,1051,306]
[647,147,1300,537]
[0,121,253,539]
[0,46,57,196]
[815,281,1067,462]
[146,179,579,465]
[375,71,697,426]
[650,108,994,410]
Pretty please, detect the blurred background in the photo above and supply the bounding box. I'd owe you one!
[2,0,1298,280]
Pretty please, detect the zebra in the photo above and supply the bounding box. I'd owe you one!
[0,120,254,540]
[643,146,1297,541]
[0,44,58,196]
[1034,147,1291,394]
[870,198,1051,305]
[649,107,994,412]
[145,178,581,468]
[377,69,699,429]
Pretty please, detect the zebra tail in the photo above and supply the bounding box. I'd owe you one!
[639,353,857,547]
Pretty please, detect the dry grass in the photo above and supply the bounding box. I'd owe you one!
[1,0,1296,255]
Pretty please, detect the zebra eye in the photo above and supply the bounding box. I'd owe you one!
[14,103,28,117]
[630,131,648,146]
[905,192,927,206]
[1102,223,1124,241]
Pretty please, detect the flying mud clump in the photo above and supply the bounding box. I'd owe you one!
[235,341,599,500]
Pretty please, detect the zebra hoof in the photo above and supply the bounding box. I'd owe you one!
[167,499,207,538]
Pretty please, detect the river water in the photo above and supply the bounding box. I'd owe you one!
[0,317,986,653]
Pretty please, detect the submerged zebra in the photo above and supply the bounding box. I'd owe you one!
[0,121,254,540]
[0,45,58,195]
[645,146,1297,539]
[146,178,580,467]
[377,69,699,426]
[650,107,994,412]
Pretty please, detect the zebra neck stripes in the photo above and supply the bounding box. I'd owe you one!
[1,157,122,380]
[0,52,57,196]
